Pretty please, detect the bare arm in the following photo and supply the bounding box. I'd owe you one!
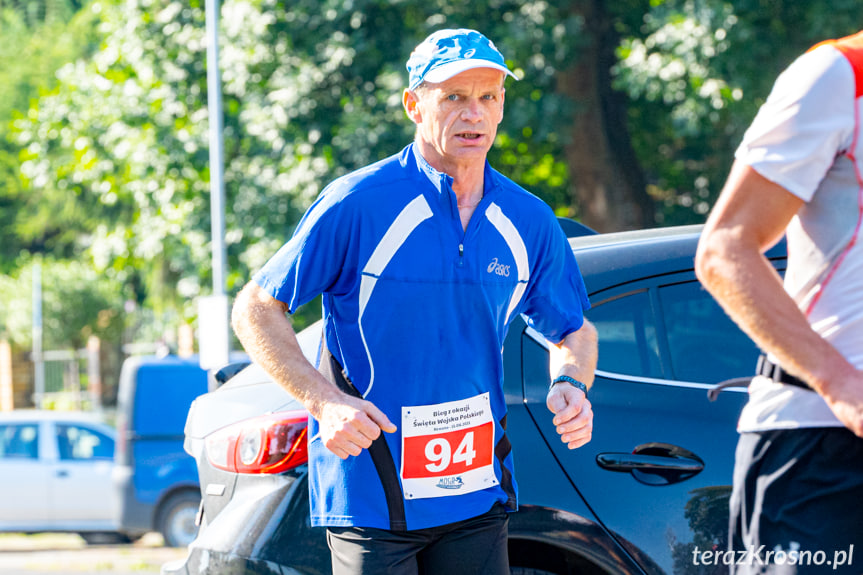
[696,161,863,436]
[231,282,396,459]
[546,318,598,449]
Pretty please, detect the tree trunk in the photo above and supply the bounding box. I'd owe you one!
[559,0,654,232]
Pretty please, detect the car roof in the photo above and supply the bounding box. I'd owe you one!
[570,224,786,295]
[569,225,701,293]
[569,223,702,250]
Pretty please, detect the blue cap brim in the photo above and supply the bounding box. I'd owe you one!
[420,60,518,86]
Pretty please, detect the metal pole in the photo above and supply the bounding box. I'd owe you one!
[32,260,44,409]
[204,0,231,369]
[206,0,227,298]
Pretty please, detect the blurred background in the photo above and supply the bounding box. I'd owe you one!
[0,1,861,569]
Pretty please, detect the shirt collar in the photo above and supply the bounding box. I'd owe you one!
[404,142,502,203]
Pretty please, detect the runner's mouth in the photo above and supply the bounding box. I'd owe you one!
[457,132,482,140]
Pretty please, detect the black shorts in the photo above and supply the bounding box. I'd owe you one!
[729,427,863,574]
[326,503,510,575]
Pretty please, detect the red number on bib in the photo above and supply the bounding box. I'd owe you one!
[402,422,494,478]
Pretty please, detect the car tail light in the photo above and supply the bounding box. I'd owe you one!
[205,410,308,474]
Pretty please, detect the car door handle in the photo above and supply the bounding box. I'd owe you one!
[596,442,704,486]
[56,469,69,478]
[596,453,703,473]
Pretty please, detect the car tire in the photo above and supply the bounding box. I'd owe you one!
[156,490,201,547]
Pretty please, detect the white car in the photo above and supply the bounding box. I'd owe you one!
[0,410,127,543]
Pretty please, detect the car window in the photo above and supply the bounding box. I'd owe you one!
[0,424,39,460]
[659,282,761,383]
[585,290,663,379]
[56,424,114,461]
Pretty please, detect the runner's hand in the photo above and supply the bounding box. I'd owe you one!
[547,383,593,449]
[318,395,397,459]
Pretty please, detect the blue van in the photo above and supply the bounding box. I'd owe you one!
[112,355,210,547]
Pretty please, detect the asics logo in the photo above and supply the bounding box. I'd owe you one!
[487,257,511,277]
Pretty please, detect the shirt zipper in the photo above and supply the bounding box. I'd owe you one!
[445,175,492,270]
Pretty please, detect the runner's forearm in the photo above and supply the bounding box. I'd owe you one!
[696,162,858,396]
[549,319,597,390]
[231,282,343,419]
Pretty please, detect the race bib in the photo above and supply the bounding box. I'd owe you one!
[400,393,498,499]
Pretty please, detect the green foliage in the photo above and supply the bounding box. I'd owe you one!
[0,257,126,349]
[7,0,863,342]
[0,0,102,270]
[614,0,863,226]
[0,0,97,121]
[12,0,587,324]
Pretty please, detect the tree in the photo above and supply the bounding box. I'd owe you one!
[0,0,102,270]
[12,0,863,333]
[615,0,861,227]
[0,258,125,350]
[13,0,586,323]
[556,0,654,232]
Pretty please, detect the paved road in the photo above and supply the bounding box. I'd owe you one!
[0,533,188,575]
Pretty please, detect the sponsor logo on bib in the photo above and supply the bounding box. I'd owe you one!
[436,477,464,490]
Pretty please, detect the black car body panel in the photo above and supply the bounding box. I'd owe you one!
[180,472,315,575]
[165,225,788,575]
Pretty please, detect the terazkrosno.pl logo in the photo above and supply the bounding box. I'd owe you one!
[436,477,464,490]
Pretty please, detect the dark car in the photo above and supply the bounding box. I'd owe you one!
[165,224,786,575]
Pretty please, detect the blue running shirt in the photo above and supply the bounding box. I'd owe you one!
[254,144,590,530]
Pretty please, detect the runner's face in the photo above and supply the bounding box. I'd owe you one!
[405,68,505,172]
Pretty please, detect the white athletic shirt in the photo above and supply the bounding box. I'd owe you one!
[734,37,863,431]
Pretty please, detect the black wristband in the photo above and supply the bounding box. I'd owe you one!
[550,375,588,396]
